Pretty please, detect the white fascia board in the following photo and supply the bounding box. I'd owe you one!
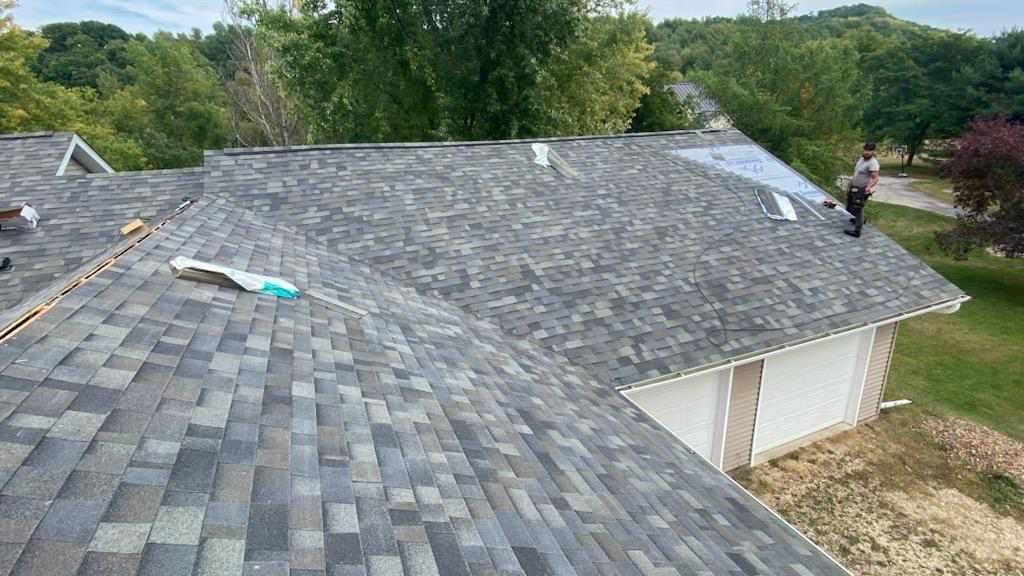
[617,295,971,393]
[56,134,115,175]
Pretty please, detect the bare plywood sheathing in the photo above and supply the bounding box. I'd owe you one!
[0,200,195,345]
[120,218,150,236]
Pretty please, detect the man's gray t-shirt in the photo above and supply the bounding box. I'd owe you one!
[851,156,880,188]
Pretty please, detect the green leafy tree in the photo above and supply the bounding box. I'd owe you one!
[693,19,864,185]
[198,21,240,82]
[249,0,443,142]
[0,11,146,169]
[536,12,654,135]
[648,17,738,75]
[992,29,1024,119]
[33,21,133,88]
[628,66,692,133]
[118,33,230,167]
[863,31,998,166]
[248,0,650,142]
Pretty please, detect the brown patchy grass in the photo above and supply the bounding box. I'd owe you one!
[733,409,1024,576]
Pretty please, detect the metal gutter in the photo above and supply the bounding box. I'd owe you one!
[617,294,971,392]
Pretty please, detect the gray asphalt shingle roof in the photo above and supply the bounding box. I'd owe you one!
[0,133,74,180]
[203,130,964,386]
[667,83,721,116]
[0,170,201,328]
[0,127,966,575]
[0,195,849,576]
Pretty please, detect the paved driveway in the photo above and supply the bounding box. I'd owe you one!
[872,176,957,218]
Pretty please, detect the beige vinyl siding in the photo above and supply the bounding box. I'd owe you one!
[858,322,899,424]
[723,360,763,470]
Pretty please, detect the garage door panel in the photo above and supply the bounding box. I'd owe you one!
[755,331,869,454]
[625,370,728,463]
[756,397,848,442]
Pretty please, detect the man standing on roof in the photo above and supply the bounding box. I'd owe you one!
[845,141,880,238]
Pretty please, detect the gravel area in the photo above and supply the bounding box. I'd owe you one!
[920,415,1024,486]
[735,415,1024,576]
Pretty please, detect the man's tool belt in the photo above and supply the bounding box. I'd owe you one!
[848,186,869,208]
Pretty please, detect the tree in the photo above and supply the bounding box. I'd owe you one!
[535,12,654,135]
[217,1,307,147]
[863,31,998,166]
[0,10,147,168]
[117,34,230,167]
[248,0,650,142]
[33,21,133,88]
[628,66,692,133]
[693,19,864,186]
[937,117,1024,258]
[198,22,239,82]
[747,0,795,22]
[648,17,738,76]
[992,29,1024,120]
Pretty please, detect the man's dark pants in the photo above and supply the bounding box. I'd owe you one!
[846,186,869,235]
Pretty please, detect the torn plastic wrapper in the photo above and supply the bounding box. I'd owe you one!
[169,256,300,299]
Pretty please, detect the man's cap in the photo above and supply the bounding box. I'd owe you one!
[863,141,877,151]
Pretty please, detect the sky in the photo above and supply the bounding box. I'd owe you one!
[10,0,1024,37]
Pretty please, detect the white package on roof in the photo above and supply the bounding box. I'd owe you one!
[169,256,300,299]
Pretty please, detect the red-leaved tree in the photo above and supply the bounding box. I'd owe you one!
[938,117,1024,258]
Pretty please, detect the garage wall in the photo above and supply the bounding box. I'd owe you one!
[722,360,762,470]
[857,322,899,424]
[624,368,730,466]
[753,329,872,458]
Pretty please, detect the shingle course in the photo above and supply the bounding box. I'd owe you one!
[0,169,200,327]
[202,130,963,386]
[0,133,73,180]
[0,194,848,575]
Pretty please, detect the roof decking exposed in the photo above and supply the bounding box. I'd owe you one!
[0,170,201,328]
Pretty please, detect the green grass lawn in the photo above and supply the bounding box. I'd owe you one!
[877,155,941,179]
[910,178,954,204]
[871,203,1024,441]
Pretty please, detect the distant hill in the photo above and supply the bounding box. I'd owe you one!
[650,4,946,74]
[797,3,940,43]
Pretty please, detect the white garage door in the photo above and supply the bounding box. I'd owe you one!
[755,330,871,454]
[625,369,730,464]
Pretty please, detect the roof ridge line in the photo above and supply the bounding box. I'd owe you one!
[0,131,59,141]
[208,129,738,157]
